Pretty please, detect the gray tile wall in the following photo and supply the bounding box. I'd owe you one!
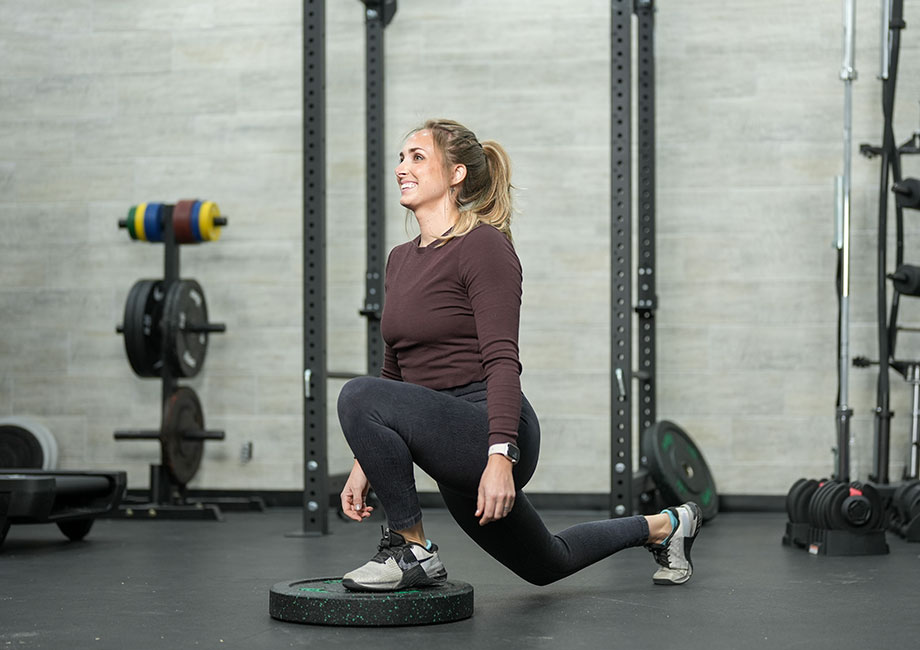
[1,0,918,496]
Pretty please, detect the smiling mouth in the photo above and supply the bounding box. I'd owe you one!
[400,182,417,192]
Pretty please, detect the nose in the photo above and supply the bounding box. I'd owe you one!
[395,159,408,177]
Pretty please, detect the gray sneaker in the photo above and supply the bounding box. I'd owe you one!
[342,527,447,592]
[646,501,702,585]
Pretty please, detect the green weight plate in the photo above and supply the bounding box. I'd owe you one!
[269,577,474,627]
[161,387,204,486]
[642,421,719,521]
[163,279,209,378]
[126,206,138,240]
[122,280,166,378]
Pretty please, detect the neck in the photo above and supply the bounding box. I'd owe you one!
[415,202,459,247]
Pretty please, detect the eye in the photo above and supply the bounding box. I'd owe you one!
[414,153,424,161]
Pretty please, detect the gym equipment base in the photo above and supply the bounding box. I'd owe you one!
[782,521,811,548]
[805,527,889,556]
[106,500,224,521]
[0,470,127,549]
[269,577,473,626]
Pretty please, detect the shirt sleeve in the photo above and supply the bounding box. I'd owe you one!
[458,226,523,446]
[378,247,403,381]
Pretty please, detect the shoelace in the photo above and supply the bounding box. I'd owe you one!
[647,543,672,569]
[367,528,399,560]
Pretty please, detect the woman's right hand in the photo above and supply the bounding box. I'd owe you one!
[340,460,374,522]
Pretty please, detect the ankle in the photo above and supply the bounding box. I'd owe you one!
[646,512,675,545]
[394,525,426,547]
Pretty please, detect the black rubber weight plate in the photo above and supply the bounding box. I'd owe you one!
[0,425,44,469]
[269,578,474,627]
[162,387,204,486]
[164,279,208,378]
[642,421,719,521]
[123,280,165,378]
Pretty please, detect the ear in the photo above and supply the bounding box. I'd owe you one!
[452,164,467,186]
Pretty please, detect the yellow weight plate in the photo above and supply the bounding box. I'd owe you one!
[197,201,222,242]
[134,202,148,242]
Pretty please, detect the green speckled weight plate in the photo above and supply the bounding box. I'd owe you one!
[269,577,473,626]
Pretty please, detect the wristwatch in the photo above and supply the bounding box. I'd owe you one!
[488,442,520,465]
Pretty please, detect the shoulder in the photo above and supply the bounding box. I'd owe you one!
[387,238,418,263]
[457,224,521,280]
[458,224,516,257]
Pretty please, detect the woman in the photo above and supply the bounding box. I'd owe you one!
[337,119,701,592]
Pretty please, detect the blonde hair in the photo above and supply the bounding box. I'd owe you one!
[409,119,514,244]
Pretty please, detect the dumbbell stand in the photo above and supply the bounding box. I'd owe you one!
[807,527,889,556]
[782,521,811,549]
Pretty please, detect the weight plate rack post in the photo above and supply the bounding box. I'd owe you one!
[113,202,232,519]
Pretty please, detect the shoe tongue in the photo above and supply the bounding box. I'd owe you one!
[383,528,407,547]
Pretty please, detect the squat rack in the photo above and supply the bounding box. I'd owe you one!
[298,0,663,534]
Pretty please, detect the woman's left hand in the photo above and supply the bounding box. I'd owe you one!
[475,454,516,526]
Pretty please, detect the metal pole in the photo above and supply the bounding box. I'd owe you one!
[835,0,857,482]
[635,0,657,443]
[908,365,920,479]
[610,0,633,518]
[871,0,904,484]
[301,0,328,535]
[880,0,891,80]
[360,0,396,377]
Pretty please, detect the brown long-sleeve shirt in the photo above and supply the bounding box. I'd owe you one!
[380,224,523,446]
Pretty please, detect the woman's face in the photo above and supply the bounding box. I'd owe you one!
[395,130,452,213]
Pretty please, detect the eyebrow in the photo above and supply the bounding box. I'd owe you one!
[401,146,426,156]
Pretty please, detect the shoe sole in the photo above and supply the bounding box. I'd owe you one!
[342,568,448,593]
[653,502,702,586]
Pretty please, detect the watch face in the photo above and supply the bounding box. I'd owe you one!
[508,444,520,462]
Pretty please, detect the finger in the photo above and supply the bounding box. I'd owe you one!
[341,499,362,522]
[493,500,506,522]
[480,494,500,526]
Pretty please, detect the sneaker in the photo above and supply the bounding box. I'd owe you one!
[646,501,702,585]
[342,527,447,592]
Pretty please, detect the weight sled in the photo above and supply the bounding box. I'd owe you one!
[0,470,127,549]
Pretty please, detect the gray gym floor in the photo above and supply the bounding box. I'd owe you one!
[1,508,918,650]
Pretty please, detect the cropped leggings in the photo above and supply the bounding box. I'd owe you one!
[337,376,650,586]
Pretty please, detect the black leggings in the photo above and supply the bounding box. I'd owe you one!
[337,377,650,586]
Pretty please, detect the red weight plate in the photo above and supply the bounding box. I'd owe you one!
[173,200,197,244]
